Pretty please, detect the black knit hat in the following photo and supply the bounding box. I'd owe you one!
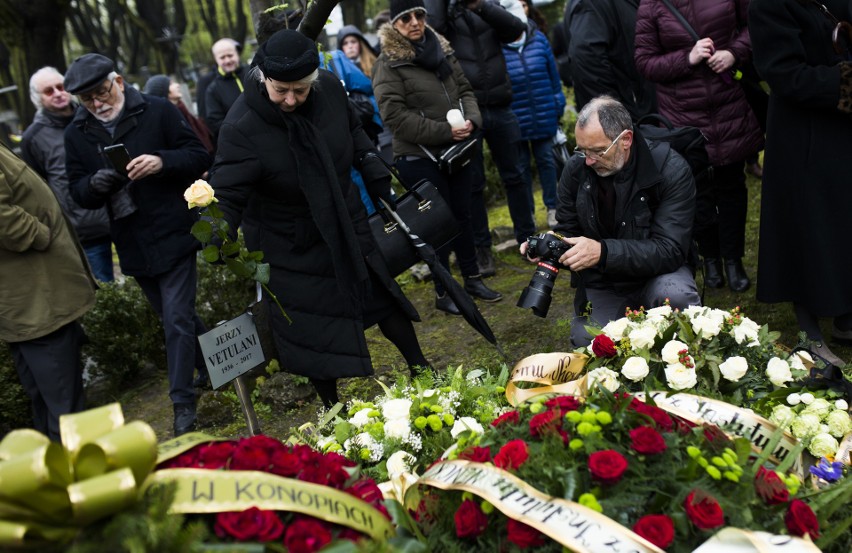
[143,75,170,98]
[64,53,115,94]
[390,0,427,24]
[252,29,319,82]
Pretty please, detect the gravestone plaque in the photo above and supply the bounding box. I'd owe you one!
[198,313,265,390]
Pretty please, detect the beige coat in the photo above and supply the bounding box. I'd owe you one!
[0,143,96,342]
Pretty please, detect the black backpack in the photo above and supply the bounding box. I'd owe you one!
[637,113,710,179]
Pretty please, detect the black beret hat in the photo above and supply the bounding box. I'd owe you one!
[390,0,426,24]
[64,53,115,94]
[252,29,319,82]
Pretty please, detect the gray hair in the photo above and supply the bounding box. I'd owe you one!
[29,66,63,110]
[576,95,632,141]
[248,66,320,88]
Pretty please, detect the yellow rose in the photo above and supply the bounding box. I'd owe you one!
[184,179,217,208]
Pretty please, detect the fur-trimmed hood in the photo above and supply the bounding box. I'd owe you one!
[377,24,453,63]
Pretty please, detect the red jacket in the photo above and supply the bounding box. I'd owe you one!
[634,0,763,165]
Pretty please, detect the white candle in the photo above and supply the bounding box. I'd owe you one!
[446,109,465,130]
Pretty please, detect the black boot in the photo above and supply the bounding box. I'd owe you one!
[464,275,503,302]
[173,402,197,437]
[435,293,461,315]
[702,258,725,289]
[475,246,497,277]
[724,258,751,292]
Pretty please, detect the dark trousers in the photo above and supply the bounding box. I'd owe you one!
[469,105,537,245]
[135,255,206,405]
[570,266,701,347]
[395,156,479,284]
[82,238,115,282]
[694,161,748,260]
[10,321,86,440]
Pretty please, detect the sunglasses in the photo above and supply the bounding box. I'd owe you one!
[41,84,65,96]
[398,10,427,25]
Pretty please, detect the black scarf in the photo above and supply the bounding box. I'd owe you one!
[412,28,453,80]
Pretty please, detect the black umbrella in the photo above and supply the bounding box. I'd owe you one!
[379,199,505,358]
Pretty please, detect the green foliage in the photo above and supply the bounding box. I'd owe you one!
[0,343,31,435]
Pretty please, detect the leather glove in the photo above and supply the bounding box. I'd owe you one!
[89,169,126,197]
[368,175,397,211]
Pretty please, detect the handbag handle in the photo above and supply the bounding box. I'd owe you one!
[360,151,433,211]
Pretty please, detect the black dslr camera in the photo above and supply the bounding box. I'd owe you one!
[517,233,571,318]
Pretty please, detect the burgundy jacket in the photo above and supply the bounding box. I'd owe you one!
[634,0,763,165]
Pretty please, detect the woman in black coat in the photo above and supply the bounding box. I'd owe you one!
[210,30,430,406]
[749,0,852,366]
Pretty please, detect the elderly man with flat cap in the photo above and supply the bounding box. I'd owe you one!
[63,53,212,436]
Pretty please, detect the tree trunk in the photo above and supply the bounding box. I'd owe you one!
[340,0,366,32]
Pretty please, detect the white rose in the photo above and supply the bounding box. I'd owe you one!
[646,305,673,318]
[661,340,689,364]
[450,417,485,438]
[786,393,802,406]
[692,315,722,338]
[183,179,217,208]
[384,418,412,440]
[683,305,705,319]
[836,399,849,411]
[621,356,650,381]
[386,450,416,477]
[765,357,793,387]
[732,318,760,344]
[665,363,698,390]
[799,392,815,405]
[719,356,749,382]
[587,367,621,392]
[382,398,413,421]
[349,408,374,428]
[602,317,630,340]
[628,325,658,350]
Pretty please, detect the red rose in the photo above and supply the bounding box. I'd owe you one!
[632,514,675,549]
[269,449,301,477]
[214,507,284,541]
[494,439,530,470]
[299,457,349,488]
[702,424,734,450]
[284,516,333,553]
[592,334,617,358]
[346,478,385,507]
[293,444,319,463]
[588,450,628,484]
[159,448,200,469]
[684,490,725,530]
[197,441,236,469]
[337,526,365,543]
[785,499,820,540]
[629,399,674,432]
[544,396,580,413]
[506,519,546,548]
[454,499,488,539]
[323,450,356,468]
[231,438,273,471]
[458,446,492,463]
[491,410,520,427]
[629,426,667,455]
[529,410,560,438]
[755,466,790,505]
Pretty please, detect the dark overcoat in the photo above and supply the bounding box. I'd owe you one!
[634,0,764,165]
[209,71,419,379]
[749,0,852,315]
[65,88,211,277]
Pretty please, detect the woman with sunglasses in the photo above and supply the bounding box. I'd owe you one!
[635,0,764,294]
[748,0,852,367]
[373,0,502,315]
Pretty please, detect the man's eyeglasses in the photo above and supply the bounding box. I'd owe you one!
[41,84,65,96]
[398,10,427,25]
[574,129,629,161]
[78,78,116,106]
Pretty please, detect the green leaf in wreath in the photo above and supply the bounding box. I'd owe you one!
[201,245,220,263]
[191,220,213,243]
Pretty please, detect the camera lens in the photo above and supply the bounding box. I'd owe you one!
[517,260,560,317]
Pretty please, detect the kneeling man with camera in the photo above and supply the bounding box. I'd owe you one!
[520,96,700,346]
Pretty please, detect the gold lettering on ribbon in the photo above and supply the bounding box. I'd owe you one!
[634,392,804,476]
[505,352,589,407]
[144,469,393,541]
[408,460,664,553]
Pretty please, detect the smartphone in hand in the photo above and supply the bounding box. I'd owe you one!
[103,144,132,177]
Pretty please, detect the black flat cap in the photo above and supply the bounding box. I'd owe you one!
[64,53,115,94]
[252,29,319,82]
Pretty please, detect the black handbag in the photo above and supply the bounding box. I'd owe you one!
[365,155,460,276]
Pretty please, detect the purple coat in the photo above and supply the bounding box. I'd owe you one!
[634,0,763,165]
